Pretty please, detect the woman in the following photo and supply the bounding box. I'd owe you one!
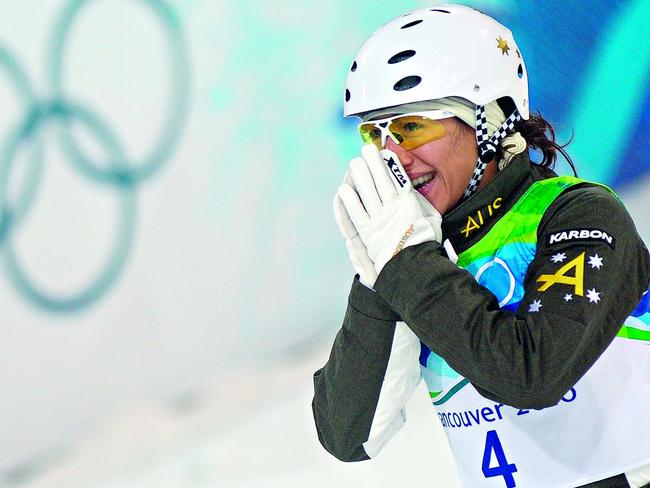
[312,5,650,488]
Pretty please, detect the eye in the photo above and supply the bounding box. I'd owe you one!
[370,128,381,139]
[403,122,423,132]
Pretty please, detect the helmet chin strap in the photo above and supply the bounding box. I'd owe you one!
[462,104,522,201]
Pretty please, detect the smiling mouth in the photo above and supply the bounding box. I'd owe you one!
[412,173,435,190]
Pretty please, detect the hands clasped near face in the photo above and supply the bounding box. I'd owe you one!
[333,144,443,287]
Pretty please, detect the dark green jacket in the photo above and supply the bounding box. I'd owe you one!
[312,153,650,487]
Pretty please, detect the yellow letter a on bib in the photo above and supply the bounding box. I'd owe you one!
[536,252,585,296]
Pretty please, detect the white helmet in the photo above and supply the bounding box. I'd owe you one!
[344,4,529,200]
[343,4,529,120]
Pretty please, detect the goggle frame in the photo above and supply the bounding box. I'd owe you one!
[357,109,455,150]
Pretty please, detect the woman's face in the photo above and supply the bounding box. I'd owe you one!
[384,118,495,215]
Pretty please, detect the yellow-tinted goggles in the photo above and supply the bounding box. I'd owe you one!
[358,110,453,150]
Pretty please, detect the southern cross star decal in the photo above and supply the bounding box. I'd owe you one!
[496,36,510,55]
[564,293,573,302]
[588,253,604,269]
[528,299,542,312]
[586,288,602,303]
[551,252,567,263]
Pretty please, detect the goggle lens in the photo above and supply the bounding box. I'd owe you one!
[359,124,382,146]
[358,113,448,150]
[390,116,446,149]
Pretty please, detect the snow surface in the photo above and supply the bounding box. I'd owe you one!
[18,346,461,488]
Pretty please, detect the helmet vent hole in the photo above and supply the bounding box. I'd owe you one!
[388,50,416,64]
[517,64,523,78]
[401,19,423,29]
[345,89,351,102]
[430,9,450,13]
[393,76,421,92]
[351,61,357,72]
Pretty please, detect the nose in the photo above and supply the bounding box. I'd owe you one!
[385,138,414,168]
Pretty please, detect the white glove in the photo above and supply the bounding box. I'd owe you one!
[338,145,442,276]
[333,172,378,287]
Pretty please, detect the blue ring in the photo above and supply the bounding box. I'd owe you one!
[48,0,191,185]
[0,47,45,241]
[2,101,137,312]
[0,0,189,313]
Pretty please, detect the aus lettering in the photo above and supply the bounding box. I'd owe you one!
[462,197,502,238]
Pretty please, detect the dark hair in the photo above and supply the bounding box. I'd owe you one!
[500,112,577,176]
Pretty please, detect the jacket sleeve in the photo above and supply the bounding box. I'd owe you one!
[312,276,422,462]
[373,185,650,410]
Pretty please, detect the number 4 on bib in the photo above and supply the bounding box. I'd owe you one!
[482,430,518,487]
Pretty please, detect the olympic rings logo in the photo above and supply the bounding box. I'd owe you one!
[474,257,516,308]
[0,0,190,313]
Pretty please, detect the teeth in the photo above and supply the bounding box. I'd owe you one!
[412,173,435,188]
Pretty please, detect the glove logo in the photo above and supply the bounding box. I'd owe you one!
[384,157,407,188]
[392,224,414,256]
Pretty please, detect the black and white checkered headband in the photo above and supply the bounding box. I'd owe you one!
[462,105,522,200]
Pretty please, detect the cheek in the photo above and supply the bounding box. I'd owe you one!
[427,138,478,208]
[431,146,473,185]
[412,125,478,186]
[449,134,479,182]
